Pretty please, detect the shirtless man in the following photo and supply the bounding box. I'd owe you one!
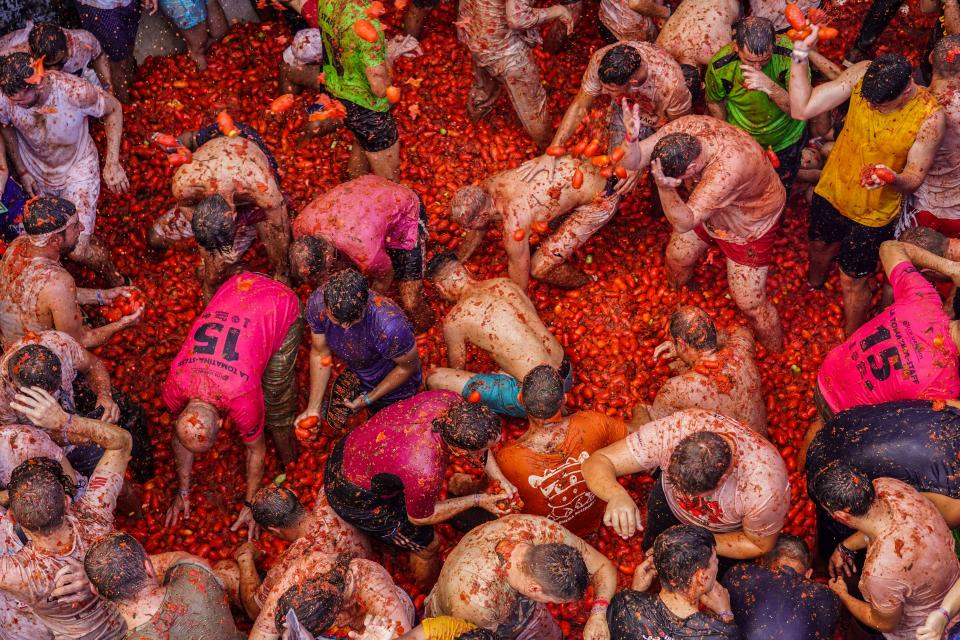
[426,253,571,417]
[0,21,111,90]
[551,41,692,150]
[0,196,141,349]
[290,175,434,332]
[250,553,415,640]
[0,387,132,640]
[583,409,790,559]
[162,273,303,540]
[153,135,291,299]
[84,533,240,639]
[656,0,741,95]
[0,53,128,285]
[223,485,370,620]
[452,155,620,289]
[812,464,960,639]
[424,514,616,640]
[635,307,766,435]
[905,35,960,237]
[598,0,669,44]
[456,0,574,146]
[623,115,785,350]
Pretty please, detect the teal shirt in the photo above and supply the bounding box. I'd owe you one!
[704,36,807,151]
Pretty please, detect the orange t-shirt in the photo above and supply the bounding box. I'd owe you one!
[495,411,628,537]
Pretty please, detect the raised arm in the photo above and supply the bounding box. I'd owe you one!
[789,27,868,120]
[560,530,617,640]
[879,239,960,281]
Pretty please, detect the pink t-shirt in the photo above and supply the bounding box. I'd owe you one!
[162,273,300,443]
[293,175,421,278]
[624,409,790,536]
[0,330,85,424]
[341,390,461,519]
[818,262,960,413]
[859,478,960,640]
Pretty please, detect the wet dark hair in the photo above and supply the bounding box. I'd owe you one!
[811,462,875,516]
[23,196,75,235]
[426,251,460,281]
[84,532,151,601]
[191,194,235,253]
[0,52,34,96]
[598,44,644,86]
[322,269,368,324]
[652,133,702,178]
[527,543,589,600]
[520,365,564,419]
[7,344,62,393]
[764,533,811,570]
[28,23,67,64]
[250,484,305,529]
[9,455,75,496]
[861,54,913,105]
[667,432,732,495]
[898,225,949,257]
[9,457,69,534]
[669,306,718,351]
[275,554,352,634]
[680,63,703,104]
[290,236,336,283]
[652,524,716,592]
[432,401,501,451]
[608,590,657,638]
[456,631,498,640]
[734,16,775,55]
[932,34,960,76]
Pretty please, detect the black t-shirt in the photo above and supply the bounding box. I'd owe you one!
[722,564,839,640]
[804,399,960,497]
[608,590,740,640]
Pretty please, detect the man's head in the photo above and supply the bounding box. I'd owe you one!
[274,554,351,635]
[6,344,62,394]
[811,462,876,527]
[861,54,914,110]
[668,306,718,364]
[652,524,718,597]
[520,365,564,419]
[651,133,704,180]
[667,431,732,496]
[190,194,236,254]
[290,236,337,287]
[450,185,494,231]
[23,196,80,253]
[898,225,949,257]
[512,542,589,603]
[8,457,70,536]
[84,532,156,603]
[426,251,469,301]
[175,400,222,454]
[598,44,647,93]
[432,402,501,463]
[0,52,40,106]
[28,23,68,69]
[763,534,812,576]
[932,34,960,78]
[322,269,369,327]
[249,484,306,540]
[732,17,776,68]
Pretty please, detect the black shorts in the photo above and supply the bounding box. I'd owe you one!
[596,20,618,44]
[323,436,435,552]
[680,63,704,104]
[773,128,809,191]
[70,383,154,483]
[808,193,896,279]
[386,199,428,281]
[309,94,399,153]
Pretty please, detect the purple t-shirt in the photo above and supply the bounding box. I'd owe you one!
[306,289,420,403]
[342,390,461,518]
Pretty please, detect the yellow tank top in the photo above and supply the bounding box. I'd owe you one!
[421,616,477,640]
[815,80,941,227]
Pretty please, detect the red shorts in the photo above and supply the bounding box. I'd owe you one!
[693,223,779,268]
[911,209,960,239]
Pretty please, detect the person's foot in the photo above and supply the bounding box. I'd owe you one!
[535,262,594,289]
[189,51,208,71]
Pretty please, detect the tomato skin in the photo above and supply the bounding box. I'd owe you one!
[353,19,379,43]
[785,3,807,30]
[571,168,584,189]
[386,86,401,104]
[546,145,566,157]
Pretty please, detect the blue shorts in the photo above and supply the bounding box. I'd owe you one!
[463,358,573,418]
[160,0,207,30]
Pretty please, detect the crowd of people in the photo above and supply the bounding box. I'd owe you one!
[0,0,959,638]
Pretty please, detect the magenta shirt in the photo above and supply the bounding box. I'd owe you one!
[292,175,421,278]
[162,274,300,443]
[341,390,461,519]
[818,262,960,413]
